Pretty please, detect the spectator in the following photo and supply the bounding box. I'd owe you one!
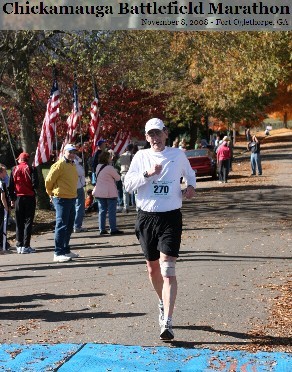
[0,164,10,251]
[200,139,209,148]
[227,139,234,172]
[248,135,262,176]
[194,139,201,149]
[130,144,139,208]
[172,137,179,148]
[119,144,134,213]
[217,140,231,183]
[245,128,252,142]
[73,154,87,233]
[9,152,39,254]
[45,144,79,262]
[93,151,124,235]
[214,134,221,152]
[2,172,14,226]
[132,144,139,155]
[111,152,123,213]
[91,139,107,185]
[85,189,97,213]
[87,154,94,185]
[179,138,187,150]
[77,141,91,177]
[216,135,228,152]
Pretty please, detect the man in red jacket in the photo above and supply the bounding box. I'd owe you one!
[9,152,39,254]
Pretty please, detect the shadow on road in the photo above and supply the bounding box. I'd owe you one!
[168,325,292,348]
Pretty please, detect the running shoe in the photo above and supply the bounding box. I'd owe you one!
[54,254,72,262]
[26,247,36,253]
[160,320,174,340]
[20,247,31,254]
[74,227,88,233]
[110,230,124,235]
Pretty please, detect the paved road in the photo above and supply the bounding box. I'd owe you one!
[0,136,291,370]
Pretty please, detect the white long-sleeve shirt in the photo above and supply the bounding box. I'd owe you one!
[124,147,196,212]
[74,156,86,189]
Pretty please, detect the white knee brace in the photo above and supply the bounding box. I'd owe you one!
[160,260,176,277]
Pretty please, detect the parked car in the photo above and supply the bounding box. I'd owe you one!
[185,148,217,179]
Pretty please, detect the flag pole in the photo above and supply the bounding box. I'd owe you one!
[74,72,85,169]
[91,76,100,156]
[79,115,85,170]
[92,76,98,99]
[54,119,59,161]
[0,106,17,165]
[91,75,97,157]
[53,66,59,160]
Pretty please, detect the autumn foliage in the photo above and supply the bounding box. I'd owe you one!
[1,64,168,149]
[265,82,292,124]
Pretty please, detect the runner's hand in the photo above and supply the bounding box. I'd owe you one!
[148,164,163,176]
[182,185,195,199]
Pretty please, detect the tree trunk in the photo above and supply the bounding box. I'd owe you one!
[36,166,50,210]
[12,49,50,209]
[189,121,198,149]
[283,112,288,129]
[13,58,37,154]
[204,115,209,142]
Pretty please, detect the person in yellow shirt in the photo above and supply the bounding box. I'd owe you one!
[45,144,79,262]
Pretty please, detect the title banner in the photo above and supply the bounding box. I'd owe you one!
[0,0,291,30]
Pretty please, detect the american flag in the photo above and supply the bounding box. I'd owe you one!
[113,130,131,155]
[33,80,59,167]
[88,91,102,156]
[59,80,82,158]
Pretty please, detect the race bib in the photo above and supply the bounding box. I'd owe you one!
[151,180,173,198]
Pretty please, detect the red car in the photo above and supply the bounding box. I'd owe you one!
[185,149,217,179]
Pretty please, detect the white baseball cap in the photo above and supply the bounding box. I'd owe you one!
[64,144,76,152]
[145,118,165,133]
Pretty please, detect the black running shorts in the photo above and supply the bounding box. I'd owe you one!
[135,209,182,261]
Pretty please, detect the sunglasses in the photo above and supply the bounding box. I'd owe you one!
[147,129,164,137]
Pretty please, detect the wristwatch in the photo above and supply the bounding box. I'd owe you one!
[143,171,149,178]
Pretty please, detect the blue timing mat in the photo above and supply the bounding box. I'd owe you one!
[0,343,291,371]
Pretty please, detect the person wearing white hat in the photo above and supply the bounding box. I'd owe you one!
[124,118,196,341]
[45,144,79,262]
